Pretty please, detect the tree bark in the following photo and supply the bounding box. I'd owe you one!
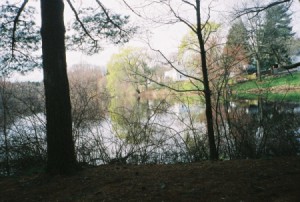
[256,58,262,81]
[282,62,300,69]
[196,0,218,160]
[40,0,77,174]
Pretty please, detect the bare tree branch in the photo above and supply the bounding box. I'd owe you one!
[182,0,196,10]
[12,0,29,57]
[137,71,204,93]
[122,0,143,17]
[235,0,293,18]
[282,62,300,69]
[202,6,213,44]
[95,0,129,34]
[66,0,97,43]
[152,46,204,83]
[167,1,197,34]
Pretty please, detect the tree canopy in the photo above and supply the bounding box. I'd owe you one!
[107,47,151,97]
[261,4,294,67]
[0,2,41,76]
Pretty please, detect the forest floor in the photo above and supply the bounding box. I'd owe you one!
[1,157,300,202]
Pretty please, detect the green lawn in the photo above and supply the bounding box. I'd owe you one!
[149,72,300,102]
[232,72,300,101]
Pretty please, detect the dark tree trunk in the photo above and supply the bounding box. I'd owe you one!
[196,0,218,160]
[40,0,77,174]
[282,62,300,69]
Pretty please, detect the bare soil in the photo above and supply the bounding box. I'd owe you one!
[1,157,300,202]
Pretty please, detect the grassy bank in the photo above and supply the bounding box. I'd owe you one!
[145,72,300,102]
[232,72,300,101]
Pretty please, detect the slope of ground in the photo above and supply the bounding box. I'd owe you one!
[1,157,300,201]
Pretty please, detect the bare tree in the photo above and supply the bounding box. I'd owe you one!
[0,79,13,175]
[122,0,219,160]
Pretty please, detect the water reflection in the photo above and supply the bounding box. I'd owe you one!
[222,98,300,159]
[1,95,300,174]
[78,96,300,164]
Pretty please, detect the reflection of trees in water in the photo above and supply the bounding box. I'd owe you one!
[106,96,187,164]
[223,99,300,159]
[258,102,300,157]
[33,96,300,164]
[1,84,300,175]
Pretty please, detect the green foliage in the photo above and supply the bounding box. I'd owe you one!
[234,72,300,90]
[178,22,220,60]
[177,21,221,81]
[178,30,197,59]
[107,49,133,97]
[68,8,137,54]
[229,5,295,75]
[260,4,294,68]
[168,80,203,91]
[108,95,136,138]
[226,20,248,47]
[108,96,154,144]
[224,19,249,66]
[288,37,300,55]
[106,47,151,97]
[0,2,41,76]
[0,1,137,75]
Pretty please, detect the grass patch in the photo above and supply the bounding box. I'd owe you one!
[232,72,300,101]
[168,80,203,91]
[233,72,300,90]
[234,91,300,102]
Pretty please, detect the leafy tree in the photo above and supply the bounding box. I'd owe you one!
[260,4,294,67]
[178,22,221,72]
[0,0,135,175]
[0,2,41,76]
[235,0,300,71]
[107,47,151,97]
[289,37,300,55]
[224,19,249,74]
[67,4,136,54]
[235,3,295,80]
[178,21,225,90]
[106,48,136,97]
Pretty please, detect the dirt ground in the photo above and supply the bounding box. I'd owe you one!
[1,157,300,202]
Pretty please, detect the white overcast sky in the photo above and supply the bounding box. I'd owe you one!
[11,0,300,82]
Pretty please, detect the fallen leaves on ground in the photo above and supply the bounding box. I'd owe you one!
[1,157,300,201]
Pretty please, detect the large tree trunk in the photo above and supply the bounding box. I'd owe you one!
[40,0,77,174]
[196,0,218,160]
